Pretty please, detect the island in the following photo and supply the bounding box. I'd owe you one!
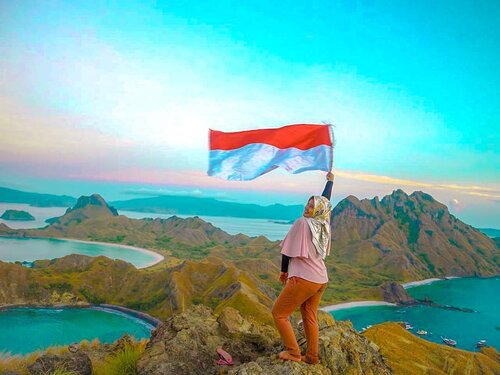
[0,209,35,221]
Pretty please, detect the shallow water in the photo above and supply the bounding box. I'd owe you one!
[0,237,160,268]
[0,307,153,355]
[332,277,500,351]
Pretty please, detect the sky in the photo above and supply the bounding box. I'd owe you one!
[0,0,499,227]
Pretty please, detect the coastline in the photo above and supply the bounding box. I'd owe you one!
[322,276,464,312]
[321,301,396,312]
[401,276,461,289]
[41,237,164,268]
[0,303,161,328]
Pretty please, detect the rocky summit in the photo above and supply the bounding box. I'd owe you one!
[136,305,392,375]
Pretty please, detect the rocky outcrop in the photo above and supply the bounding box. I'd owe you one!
[330,189,500,283]
[380,282,415,304]
[27,350,92,375]
[49,194,118,226]
[137,305,280,375]
[137,305,392,375]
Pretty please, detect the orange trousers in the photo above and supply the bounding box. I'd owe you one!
[272,276,327,362]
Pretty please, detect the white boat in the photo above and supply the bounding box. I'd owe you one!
[441,336,457,347]
[359,324,373,334]
[476,339,487,348]
[416,330,428,335]
[404,322,414,330]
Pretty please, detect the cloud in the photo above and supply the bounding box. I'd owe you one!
[121,187,232,200]
[0,95,141,177]
[335,170,500,199]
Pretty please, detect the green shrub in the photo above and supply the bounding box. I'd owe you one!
[192,296,203,305]
[95,345,141,375]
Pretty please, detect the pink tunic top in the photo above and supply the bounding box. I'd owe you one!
[280,217,329,284]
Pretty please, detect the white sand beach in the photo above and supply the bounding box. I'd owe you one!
[401,276,461,289]
[401,278,443,289]
[320,301,396,312]
[322,276,464,312]
[56,238,165,268]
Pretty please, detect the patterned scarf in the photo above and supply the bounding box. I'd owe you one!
[305,195,332,259]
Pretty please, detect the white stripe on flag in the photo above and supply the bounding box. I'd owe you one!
[208,143,332,181]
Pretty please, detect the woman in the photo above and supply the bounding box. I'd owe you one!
[272,171,333,364]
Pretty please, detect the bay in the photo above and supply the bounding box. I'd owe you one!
[0,307,153,355]
[332,277,500,351]
[0,237,162,268]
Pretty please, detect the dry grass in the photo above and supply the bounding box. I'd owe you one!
[79,339,90,350]
[0,352,29,375]
[1,337,148,375]
[90,338,101,350]
[364,322,500,375]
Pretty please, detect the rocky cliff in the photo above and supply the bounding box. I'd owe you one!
[331,190,499,278]
[136,305,392,375]
[326,190,500,301]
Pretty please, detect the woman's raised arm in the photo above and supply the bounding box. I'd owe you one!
[321,172,334,200]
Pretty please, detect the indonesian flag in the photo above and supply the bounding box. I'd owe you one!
[208,124,333,181]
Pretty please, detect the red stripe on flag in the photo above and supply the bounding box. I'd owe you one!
[209,124,332,151]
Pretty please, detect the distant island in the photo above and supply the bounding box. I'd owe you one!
[110,195,303,220]
[1,186,303,220]
[0,209,35,221]
[0,187,76,207]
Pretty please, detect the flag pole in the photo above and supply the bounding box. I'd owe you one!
[323,122,335,173]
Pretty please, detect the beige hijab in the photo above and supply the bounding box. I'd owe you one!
[305,195,332,259]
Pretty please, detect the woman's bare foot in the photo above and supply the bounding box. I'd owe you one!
[278,351,302,362]
[300,355,319,364]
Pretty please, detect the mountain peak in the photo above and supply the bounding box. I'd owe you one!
[410,191,436,202]
[390,189,408,199]
[72,194,118,214]
[50,194,119,225]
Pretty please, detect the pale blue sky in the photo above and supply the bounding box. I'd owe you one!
[0,1,499,227]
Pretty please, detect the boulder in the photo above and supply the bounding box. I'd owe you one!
[136,305,280,375]
[137,305,392,375]
[27,350,92,375]
[108,333,135,353]
[230,320,392,374]
[380,282,415,304]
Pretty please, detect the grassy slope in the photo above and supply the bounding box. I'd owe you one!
[364,323,500,374]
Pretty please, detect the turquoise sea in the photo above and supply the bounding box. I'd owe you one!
[332,277,500,351]
[0,237,160,268]
[0,307,153,355]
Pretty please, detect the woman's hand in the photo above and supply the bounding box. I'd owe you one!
[279,272,288,285]
[326,171,334,182]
